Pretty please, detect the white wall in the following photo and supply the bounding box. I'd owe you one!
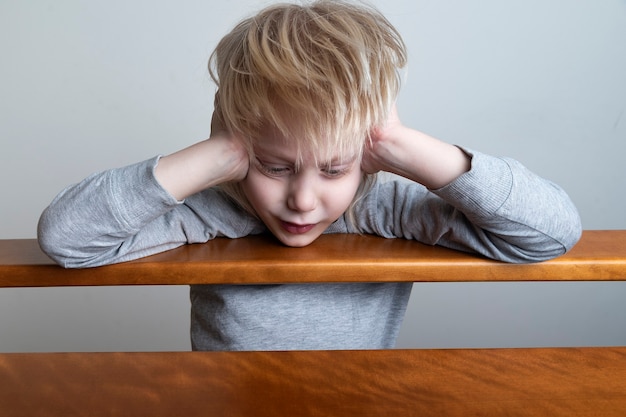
[1,0,625,352]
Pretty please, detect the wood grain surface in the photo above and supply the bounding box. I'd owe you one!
[1,348,625,416]
[1,230,625,287]
[2,231,625,416]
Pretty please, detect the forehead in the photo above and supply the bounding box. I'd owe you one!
[252,127,360,165]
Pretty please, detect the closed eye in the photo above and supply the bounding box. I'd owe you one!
[320,159,356,178]
[255,158,293,177]
[321,166,350,178]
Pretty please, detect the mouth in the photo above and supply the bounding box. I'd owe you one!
[280,221,316,234]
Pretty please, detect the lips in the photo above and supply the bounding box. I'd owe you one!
[280,221,316,234]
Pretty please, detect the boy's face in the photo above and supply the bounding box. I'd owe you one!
[241,127,363,247]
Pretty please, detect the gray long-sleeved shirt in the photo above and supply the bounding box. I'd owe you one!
[38,149,582,350]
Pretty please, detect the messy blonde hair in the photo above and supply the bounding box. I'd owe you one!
[209,0,407,219]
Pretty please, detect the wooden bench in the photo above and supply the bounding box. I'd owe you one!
[1,230,625,416]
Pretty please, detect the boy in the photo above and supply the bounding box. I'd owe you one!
[38,0,582,351]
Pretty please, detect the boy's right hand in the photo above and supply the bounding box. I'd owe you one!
[209,107,250,183]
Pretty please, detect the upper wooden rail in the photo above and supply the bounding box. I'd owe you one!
[1,230,625,287]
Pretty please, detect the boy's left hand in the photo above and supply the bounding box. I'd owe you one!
[361,103,405,175]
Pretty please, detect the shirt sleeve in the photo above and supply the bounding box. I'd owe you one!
[38,156,262,268]
[352,148,582,263]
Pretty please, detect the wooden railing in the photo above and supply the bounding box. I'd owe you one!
[0,230,625,416]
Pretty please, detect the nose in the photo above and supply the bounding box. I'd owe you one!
[287,171,318,212]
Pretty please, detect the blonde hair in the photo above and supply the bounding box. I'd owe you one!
[209,0,407,219]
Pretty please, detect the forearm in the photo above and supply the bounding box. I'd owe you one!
[38,157,183,267]
[369,126,471,189]
[155,135,248,201]
[432,149,582,261]
[358,147,582,263]
[38,134,251,268]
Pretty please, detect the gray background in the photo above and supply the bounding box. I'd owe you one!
[1,0,624,352]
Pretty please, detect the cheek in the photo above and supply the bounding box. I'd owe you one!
[325,172,364,213]
[241,170,279,211]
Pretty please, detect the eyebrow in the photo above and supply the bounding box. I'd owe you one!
[253,148,357,167]
[319,155,358,166]
[253,152,293,165]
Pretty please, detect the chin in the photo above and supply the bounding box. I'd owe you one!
[275,233,320,248]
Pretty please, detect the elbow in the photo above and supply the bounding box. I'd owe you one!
[511,192,584,263]
[503,215,583,264]
[37,207,90,269]
[545,201,584,259]
[37,211,73,268]
[37,229,111,269]
[559,212,584,254]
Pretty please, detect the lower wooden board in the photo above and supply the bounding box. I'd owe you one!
[1,347,625,416]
